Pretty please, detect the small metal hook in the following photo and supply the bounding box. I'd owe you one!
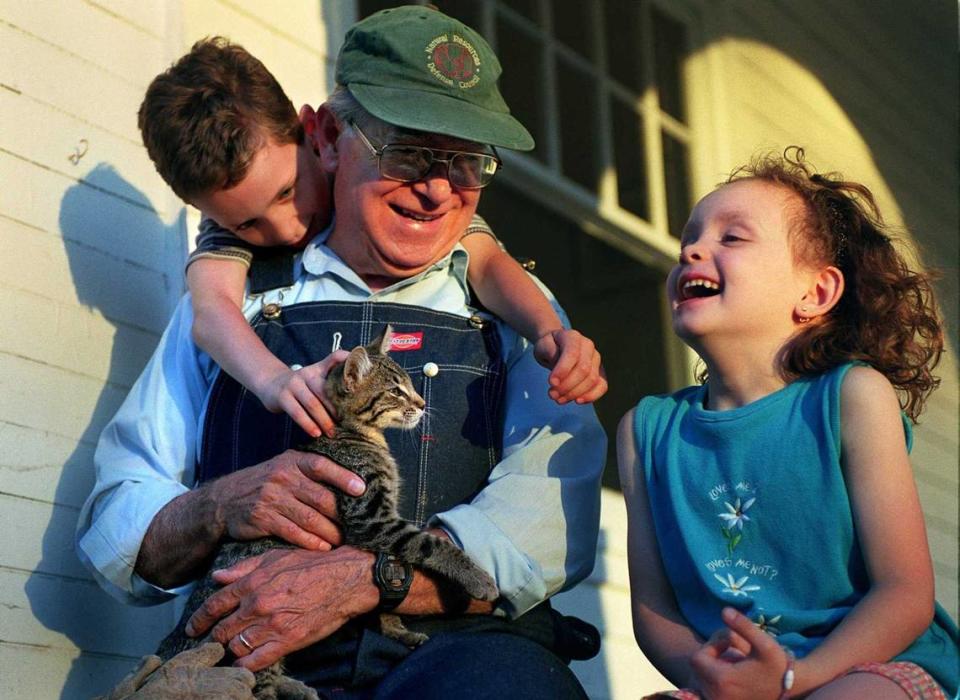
[68,139,89,165]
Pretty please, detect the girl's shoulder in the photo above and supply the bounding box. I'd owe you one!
[634,384,702,417]
[628,385,703,444]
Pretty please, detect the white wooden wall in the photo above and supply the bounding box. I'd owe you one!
[0,1,185,697]
[0,1,343,697]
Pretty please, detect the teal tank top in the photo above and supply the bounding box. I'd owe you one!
[634,363,958,694]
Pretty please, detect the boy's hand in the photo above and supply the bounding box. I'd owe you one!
[255,350,349,438]
[534,329,608,405]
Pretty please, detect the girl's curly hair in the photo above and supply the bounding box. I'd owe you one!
[719,147,943,422]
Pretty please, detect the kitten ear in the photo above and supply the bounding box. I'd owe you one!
[369,325,394,356]
[343,346,373,390]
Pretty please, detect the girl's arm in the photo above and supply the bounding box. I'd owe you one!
[690,366,937,697]
[464,233,607,404]
[187,258,340,438]
[617,409,704,688]
[788,365,935,692]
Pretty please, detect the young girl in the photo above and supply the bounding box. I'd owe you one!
[189,208,607,440]
[618,149,958,699]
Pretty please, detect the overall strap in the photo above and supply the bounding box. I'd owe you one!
[248,248,296,294]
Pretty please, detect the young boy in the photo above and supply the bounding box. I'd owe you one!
[139,37,607,439]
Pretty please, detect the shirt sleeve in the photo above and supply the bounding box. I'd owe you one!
[75,297,215,605]
[430,289,606,618]
[185,218,254,272]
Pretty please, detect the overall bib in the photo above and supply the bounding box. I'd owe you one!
[195,258,592,689]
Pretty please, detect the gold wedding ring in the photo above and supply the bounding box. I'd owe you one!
[238,631,254,651]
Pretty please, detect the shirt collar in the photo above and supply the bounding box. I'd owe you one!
[301,219,471,298]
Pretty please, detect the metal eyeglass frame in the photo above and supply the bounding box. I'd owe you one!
[350,121,501,190]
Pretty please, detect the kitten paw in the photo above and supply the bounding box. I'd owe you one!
[461,569,499,602]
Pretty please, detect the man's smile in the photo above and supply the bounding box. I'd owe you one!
[389,204,446,222]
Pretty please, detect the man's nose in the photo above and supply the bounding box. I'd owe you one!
[411,162,454,201]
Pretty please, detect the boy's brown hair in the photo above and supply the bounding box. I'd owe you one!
[138,36,303,202]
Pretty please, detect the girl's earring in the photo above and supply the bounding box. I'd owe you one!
[798,306,810,324]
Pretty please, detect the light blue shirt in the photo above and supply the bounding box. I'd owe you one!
[76,230,606,618]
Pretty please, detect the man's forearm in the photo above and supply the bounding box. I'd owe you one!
[135,484,224,589]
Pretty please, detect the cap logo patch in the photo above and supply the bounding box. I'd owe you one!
[425,34,481,89]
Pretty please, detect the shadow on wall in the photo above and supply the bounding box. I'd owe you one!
[24,163,185,699]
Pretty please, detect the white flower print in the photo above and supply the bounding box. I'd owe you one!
[718,497,755,531]
[714,573,761,598]
[754,613,782,636]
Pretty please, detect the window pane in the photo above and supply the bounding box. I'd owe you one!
[495,15,547,162]
[662,130,691,237]
[557,58,600,192]
[551,0,594,60]
[432,0,483,29]
[603,0,644,92]
[499,0,539,23]
[356,0,403,19]
[652,7,687,122]
[611,97,649,220]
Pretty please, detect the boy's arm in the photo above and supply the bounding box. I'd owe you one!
[187,259,337,437]
[464,233,606,403]
[617,409,703,688]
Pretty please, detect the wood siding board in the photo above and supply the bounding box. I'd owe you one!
[0,163,181,326]
[0,567,173,655]
[81,0,168,38]
[0,641,148,700]
[0,288,158,387]
[180,1,330,109]
[0,23,148,144]
[0,222,172,351]
[0,422,96,509]
[0,88,170,204]
[2,1,165,88]
[0,353,128,445]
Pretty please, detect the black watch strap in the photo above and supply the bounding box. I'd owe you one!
[373,552,412,611]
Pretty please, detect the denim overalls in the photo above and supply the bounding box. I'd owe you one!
[195,256,585,690]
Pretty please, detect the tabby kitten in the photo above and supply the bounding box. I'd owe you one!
[157,326,498,699]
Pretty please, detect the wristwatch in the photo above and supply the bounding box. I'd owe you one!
[373,552,412,611]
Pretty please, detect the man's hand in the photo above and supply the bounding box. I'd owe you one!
[96,643,255,699]
[253,350,349,438]
[136,446,366,590]
[534,329,608,405]
[184,547,379,672]
[690,608,789,700]
[208,449,366,551]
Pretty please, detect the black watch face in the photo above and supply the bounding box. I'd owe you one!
[382,560,408,589]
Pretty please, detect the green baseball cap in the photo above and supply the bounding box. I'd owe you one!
[336,5,534,151]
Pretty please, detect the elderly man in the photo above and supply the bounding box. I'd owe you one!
[78,6,605,698]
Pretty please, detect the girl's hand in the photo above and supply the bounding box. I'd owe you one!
[690,608,789,700]
[701,623,752,663]
[254,350,349,438]
[534,329,608,404]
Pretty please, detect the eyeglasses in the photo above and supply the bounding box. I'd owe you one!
[351,121,501,190]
